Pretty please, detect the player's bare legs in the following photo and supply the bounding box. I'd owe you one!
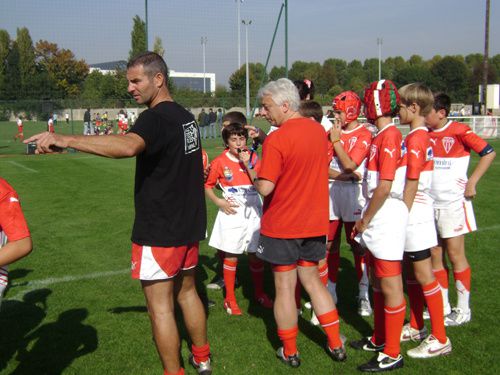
[141,279,180,373]
[273,268,298,330]
[174,268,208,347]
[298,265,335,315]
[443,235,469,272]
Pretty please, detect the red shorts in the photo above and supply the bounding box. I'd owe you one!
[131,242,199,280]
[369,253,402,278]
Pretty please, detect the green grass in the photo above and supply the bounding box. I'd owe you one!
[0,120,499,374]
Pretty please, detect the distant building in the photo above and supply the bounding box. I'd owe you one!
[88,61,216,93]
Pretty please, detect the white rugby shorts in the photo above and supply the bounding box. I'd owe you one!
[329,182,365,222]
[434,199,477,238]
[209,197,261,254]
[355,198,408,261]
[405,202,438,252]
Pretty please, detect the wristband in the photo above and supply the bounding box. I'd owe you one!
[332,139,341,144]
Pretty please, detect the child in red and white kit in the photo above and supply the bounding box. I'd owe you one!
[205,123,273,315]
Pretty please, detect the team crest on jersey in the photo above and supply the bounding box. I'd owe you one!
[223,166,233,181]
[369,144,377,161]
[442,137,455,154]
[183,121,200,154]
[348,136,358,152]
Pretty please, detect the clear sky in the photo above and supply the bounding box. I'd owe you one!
[1,0,498,87]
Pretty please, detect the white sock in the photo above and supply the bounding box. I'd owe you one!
[358,266,370,300]
[455,280,470,312]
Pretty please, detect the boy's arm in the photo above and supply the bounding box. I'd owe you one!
[330,127,358,173]
[205,187,238,215]
[354,179,392,233]
[403,179,418,211]
[465,150,496,198]
[0,237,32,268]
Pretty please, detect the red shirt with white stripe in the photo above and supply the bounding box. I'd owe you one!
[429,121,488,207]
[364,124,406,200]
[403,127,434,206]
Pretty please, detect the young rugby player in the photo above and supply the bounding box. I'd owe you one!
[205,123,273,315]
[398,83,451,358]
[328,91,373,317]
[14,116,24,142]
[0,178,33,309]
[425,93,496,326]
[350,80,407,372]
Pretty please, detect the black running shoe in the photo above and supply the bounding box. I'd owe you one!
[327,344,347,362]
[276,347,301,368]
[358,352,403,372]
[350,336,385,352]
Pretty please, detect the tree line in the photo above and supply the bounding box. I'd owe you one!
[1,21,499,120]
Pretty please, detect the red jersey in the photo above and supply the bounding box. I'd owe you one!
[17,118,23,132]
[365,124,406,200]
[403,127,434,206]
[47,119,54,133]
[259,117,329,238]
[0,178,30,246]
[429,121,489,207]
[329,124,372,185]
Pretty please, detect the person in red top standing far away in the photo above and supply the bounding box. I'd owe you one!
[252,78,346,368]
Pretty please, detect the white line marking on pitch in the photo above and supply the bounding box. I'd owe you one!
[7,161,38,172]
[8,268,130,301]
[477,224,500,232]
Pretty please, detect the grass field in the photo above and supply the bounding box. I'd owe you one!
[0,120,499,374]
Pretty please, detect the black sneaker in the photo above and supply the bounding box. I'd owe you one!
[358,352,403,372]
[276,347,300,368]
[327,344,347,362]
[350,336,385,352]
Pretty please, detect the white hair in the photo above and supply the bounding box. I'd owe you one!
[257,78,301,111]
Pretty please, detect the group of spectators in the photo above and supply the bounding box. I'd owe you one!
[197,108,223,139]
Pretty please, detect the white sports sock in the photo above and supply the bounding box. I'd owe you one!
[455,280,470,312]
[358,266,370,300]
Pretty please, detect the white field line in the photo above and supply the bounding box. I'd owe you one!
[8,268,130,301]
[477,224,500,232]
[7,161,38,172]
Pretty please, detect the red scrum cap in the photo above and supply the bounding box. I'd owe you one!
[332,91,361,123]
[364,80,400,123]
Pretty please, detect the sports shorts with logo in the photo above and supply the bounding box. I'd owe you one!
[329,182,365,222]
[355,198,408,261]
[405,201,438,252]
[209,193,261,254]
[256,234,327,265]
[434,199,476,238]
[131,242,199,280]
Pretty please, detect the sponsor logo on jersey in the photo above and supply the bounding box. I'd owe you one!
[442,137,455,154]
[9,197,19,203]
[429,138,437,145]
[223,166,233,181]
[348,136,358,152]
[369,144,377,161]
[410,149,421,158]
[131,261,137,271]
[426,146,433,161]
[384,147,396,158]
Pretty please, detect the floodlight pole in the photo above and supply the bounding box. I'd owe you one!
[243,20,252,117]
[237,0,244,69]
[482,0,490,114]
[201,37,208,94]
[377,38,383,80]
[285,0,288,78]
[145,0,148,50]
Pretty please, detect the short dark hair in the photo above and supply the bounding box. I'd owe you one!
[127,51,169,81]
[433,93,451,116]
[294,79,315,100]
[222,111,247,126]
[222,123,248,145]
[299,100,323,123]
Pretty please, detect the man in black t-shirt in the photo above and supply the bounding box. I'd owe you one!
[25,52,211,375]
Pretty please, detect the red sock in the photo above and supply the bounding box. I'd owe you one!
[406,278,424,330]
[191,343,210,363]
[249,258,265,297]
[454,267,471,291]
[223,258,238,302]
[164,368,184,375]
[317,309,342,349]
[383,300,406,358]
[295,282,302,309]
[318,262,329,286]
[354,253,364,282]
[371,288,385,346]
[278,326,299,356]
[422,280,446,343]
[433,268,449,289]
[327,251,340,283]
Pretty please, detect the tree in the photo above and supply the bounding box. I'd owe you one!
[363,58,379,83]
[35,40,88,98]
[383,56,406,80]
[129,15,147,59]
[229,63,266,97]
[0,30,11,98]
[269,66,286,80]
[16,27,36,97]
[153,36,165,57]
[4,41,21,100]
[394,65,435,88]
[431,56,469,102]
[288,61,321,86]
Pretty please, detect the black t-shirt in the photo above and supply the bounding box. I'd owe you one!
[129,101,206,247]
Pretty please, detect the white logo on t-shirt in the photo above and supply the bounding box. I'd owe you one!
[442,137,455,154]
[183,121,200,154]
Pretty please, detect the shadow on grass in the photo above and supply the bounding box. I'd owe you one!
[10,307,98,375]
